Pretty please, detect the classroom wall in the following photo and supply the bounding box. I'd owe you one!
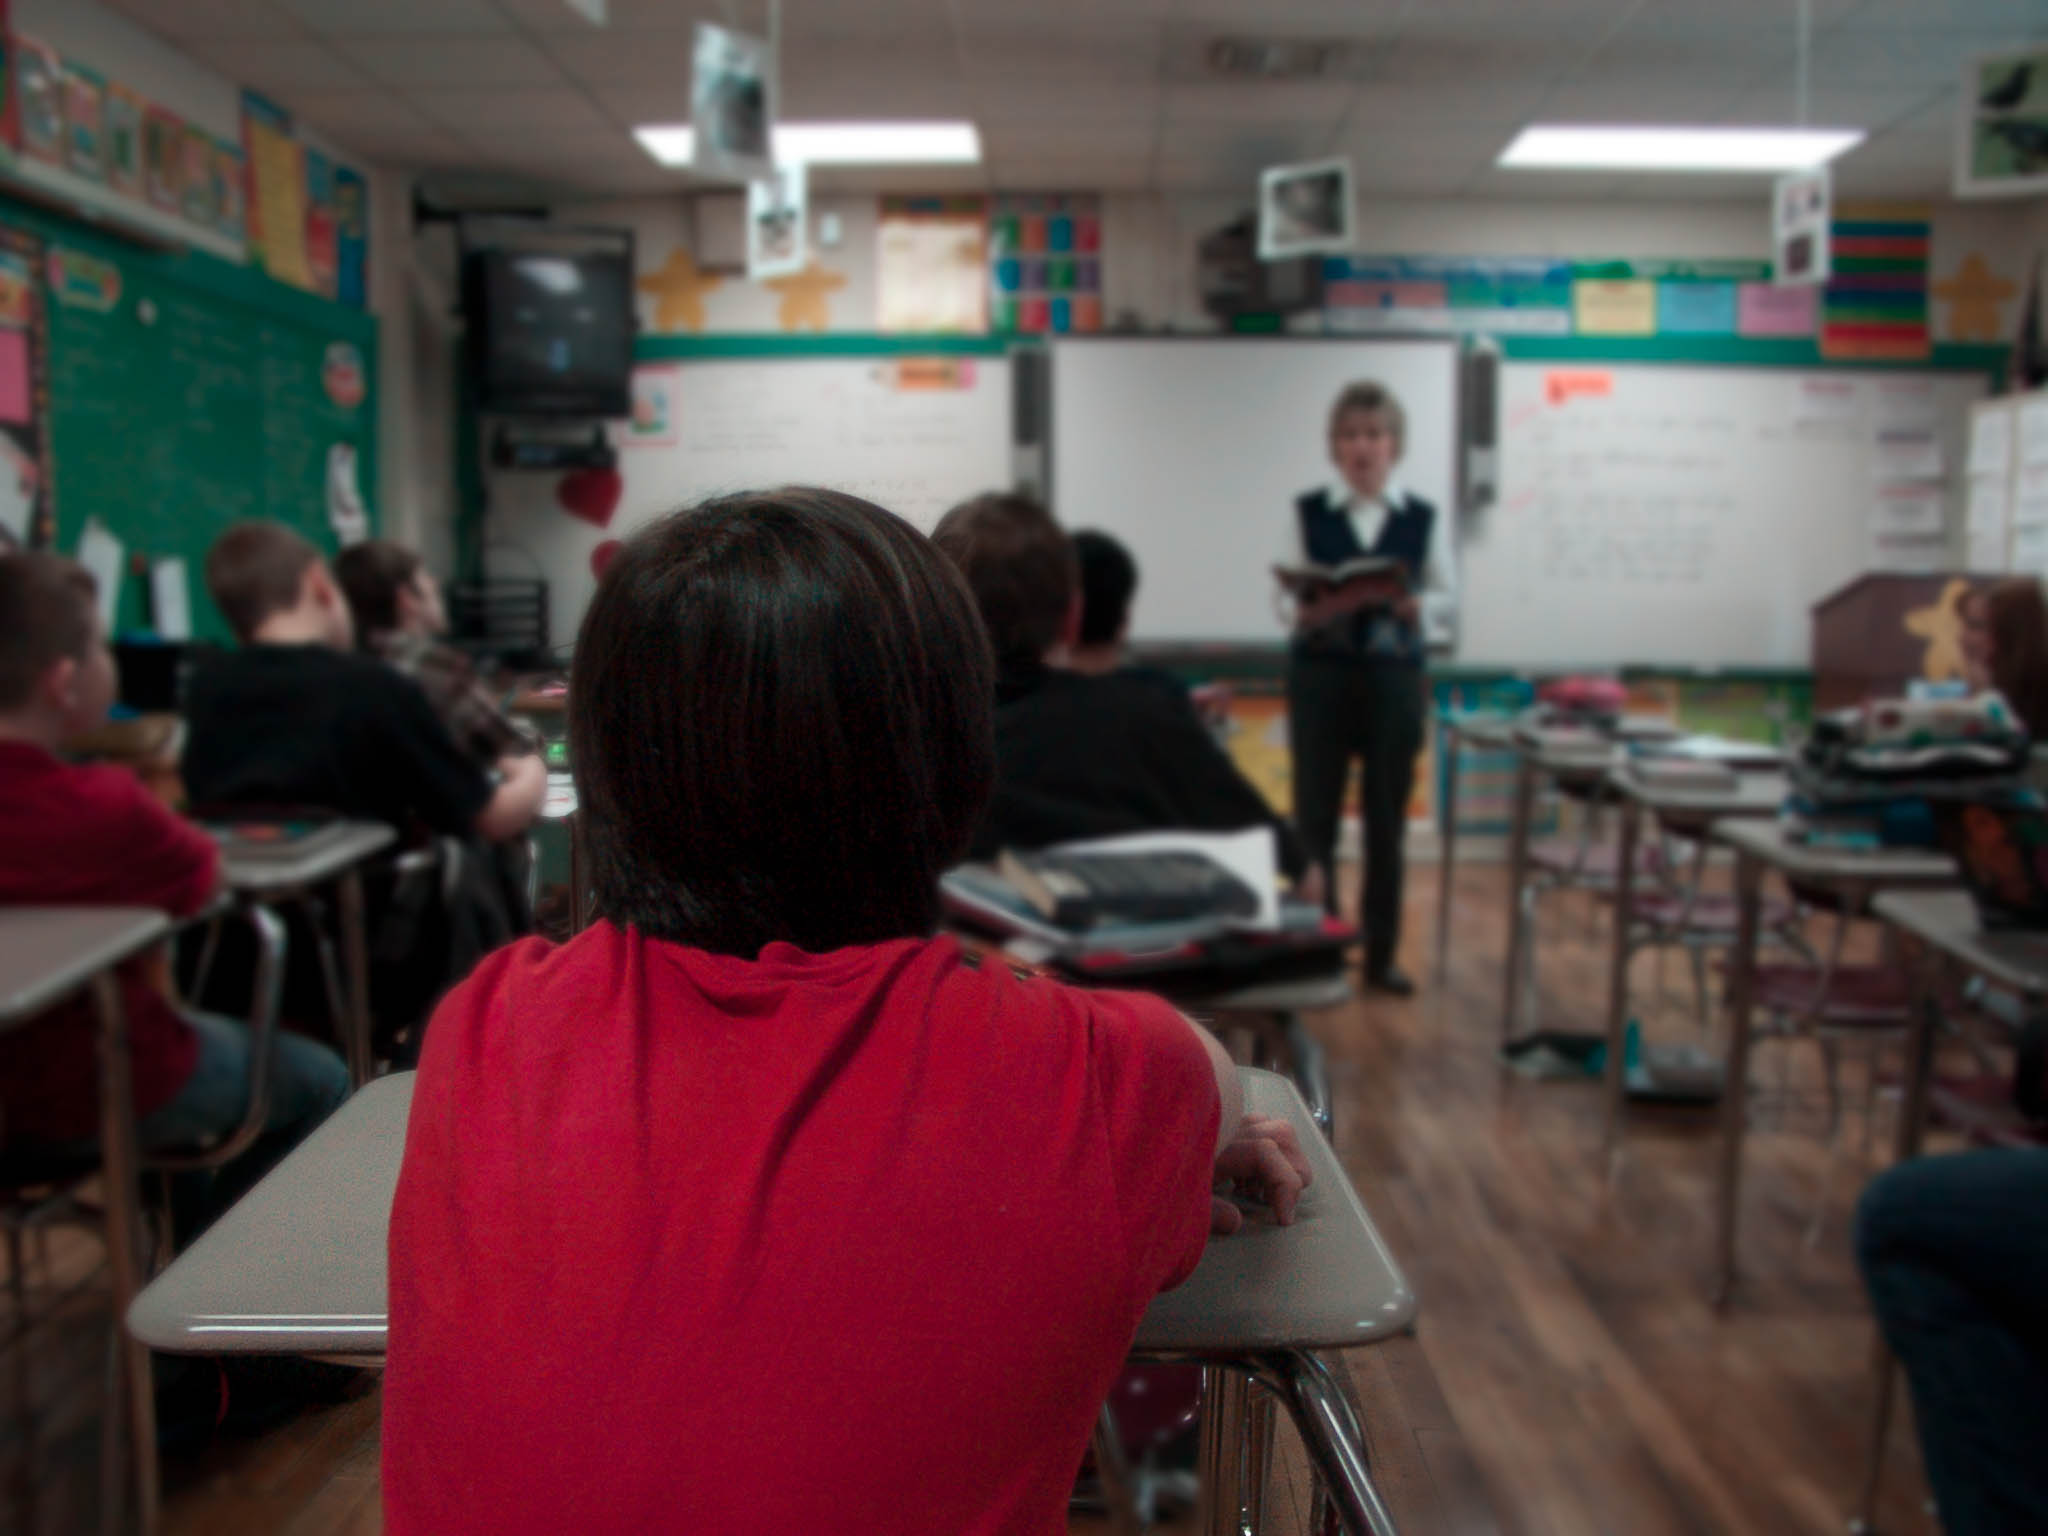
[13,0,241,143]
[562,188,2046,342]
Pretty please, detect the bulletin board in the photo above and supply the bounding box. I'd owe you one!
[3,195,377,642]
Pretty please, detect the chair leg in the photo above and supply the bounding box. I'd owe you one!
[1090,1401,1144,1536]
[1687,946,1712,1041]
[1807,1037,1846,1250]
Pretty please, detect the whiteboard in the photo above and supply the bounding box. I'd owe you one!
[1049,338,1461,642]
[485,354,1013,639]
[1458,363,1989,668]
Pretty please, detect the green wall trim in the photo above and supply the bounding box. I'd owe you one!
[634,332,1013,359]
[1496,333,2006,379]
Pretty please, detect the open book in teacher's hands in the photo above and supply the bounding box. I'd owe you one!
[1272,556,1410,629]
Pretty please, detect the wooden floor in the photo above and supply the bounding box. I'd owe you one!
[0,861,1948,1535]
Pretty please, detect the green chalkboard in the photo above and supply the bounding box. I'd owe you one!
[4,194,377,643]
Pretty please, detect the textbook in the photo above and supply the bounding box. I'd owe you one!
[199,815,357,863]
[1269,556,1408,594]
[997,846,1262,929]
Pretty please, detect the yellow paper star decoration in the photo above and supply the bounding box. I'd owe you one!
[1934,253,2017,343]
[763,261,849,332]
[1905,578,1974,680]
[637,246,723,333]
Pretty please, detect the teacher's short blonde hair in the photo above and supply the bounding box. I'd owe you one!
[1327,382,1405,450]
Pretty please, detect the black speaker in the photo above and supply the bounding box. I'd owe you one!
[1013,347,1048,447]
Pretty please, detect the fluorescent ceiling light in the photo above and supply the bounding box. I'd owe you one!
[1499,124,1864,172]
[634,122,981,168]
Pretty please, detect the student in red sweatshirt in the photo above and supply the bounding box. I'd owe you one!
[383,488,1310,1535]
[0,551,346,1208]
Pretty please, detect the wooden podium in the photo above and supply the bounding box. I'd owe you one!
[1811,573,1998,713]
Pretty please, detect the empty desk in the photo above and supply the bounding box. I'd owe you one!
[1499,733,1623,1040]
[1,905,172,1535]
[1710,821,1954,1304]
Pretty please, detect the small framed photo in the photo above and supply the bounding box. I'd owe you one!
[747,162,806,281]
[1955,47,2048,199]
[1257,157,1355,261]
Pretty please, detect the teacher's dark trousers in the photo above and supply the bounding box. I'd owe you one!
[1286,652,1425,975]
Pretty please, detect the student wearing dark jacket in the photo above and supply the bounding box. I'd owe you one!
[932,493,1313,896]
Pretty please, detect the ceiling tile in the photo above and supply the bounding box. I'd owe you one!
[493,0,723,28]
[180,38,376,92]
[335,34,565,88]
[421,84,617,134]
[278,0,510,35]
[588,84,691,128]
[1159,80,1358,126]
[540,30,695,88]
[99,0,310,42]
[955,19,1162,83]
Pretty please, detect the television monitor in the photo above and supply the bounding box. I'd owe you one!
[462,225,635,419]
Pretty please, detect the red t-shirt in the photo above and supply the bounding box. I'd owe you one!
[384,923,1219,1536]
[0,741,218,1142]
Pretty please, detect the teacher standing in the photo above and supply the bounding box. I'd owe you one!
[1282,381,1453,997]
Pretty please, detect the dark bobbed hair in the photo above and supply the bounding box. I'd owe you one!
[1988,576,2048,741]
[333,540,425,644]
[569,487,996,956]
[929,492,1075,672]
[1071,529,1137,648]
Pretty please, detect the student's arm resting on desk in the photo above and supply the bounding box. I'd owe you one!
[476,751,547,843]
[1182,1015,1312,1234]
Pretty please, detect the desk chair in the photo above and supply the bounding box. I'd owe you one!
[0,901,285,1536]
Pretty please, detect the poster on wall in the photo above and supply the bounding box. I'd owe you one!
[1257,157,1355,260]
[333,164,368,307]
[1772,165,1831,285]
[304,146,340,298]
[104,85,143,198]
[16,39,62,165]
[243,91,314,290]
[877,196,987,333]
[990,194,1102,334]
[1956,47,2048,199]
[60,61,105,182]
[691,23,774,183]
[0,224,52,550]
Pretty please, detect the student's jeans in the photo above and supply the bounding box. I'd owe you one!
[1854,1148,2048,1535]
[1286,652,1424,975]
[51,1009,350,1244]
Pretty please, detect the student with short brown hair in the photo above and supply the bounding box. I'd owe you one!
[383,487,1310,1534]
[333,540,541,770]
[0,550,346,1203]
[933,493,1308,885]
[1983,576,2048,740]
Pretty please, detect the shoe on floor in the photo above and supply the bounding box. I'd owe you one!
[1366,965,1416,997]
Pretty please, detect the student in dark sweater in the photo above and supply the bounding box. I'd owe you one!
[932,494,1313,899]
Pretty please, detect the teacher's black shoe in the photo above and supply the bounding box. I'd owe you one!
[1365,965,1416,998]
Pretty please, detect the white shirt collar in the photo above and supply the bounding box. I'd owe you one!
[1329,480,1407,514]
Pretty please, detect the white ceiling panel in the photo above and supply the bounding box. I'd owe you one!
[100,0,310,42]
[954,20,1162,83]
[278,0,509,35]
[422,84,617,134]
[337,35,565,88]
[182,38,376,92]
[539,30,696,88]
[587,84,692,128]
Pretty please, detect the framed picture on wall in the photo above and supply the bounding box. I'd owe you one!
[691,23,774,184]
[1955,47,2048,199]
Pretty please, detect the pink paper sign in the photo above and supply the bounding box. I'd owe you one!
[1737,282,1818,338]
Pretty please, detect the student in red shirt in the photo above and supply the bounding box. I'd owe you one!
[384,489,1311,1536]
[0,552,347,1209]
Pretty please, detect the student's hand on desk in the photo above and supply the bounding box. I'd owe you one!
[1211,1114,1313,1234]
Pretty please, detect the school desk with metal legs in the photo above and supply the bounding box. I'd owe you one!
[1848,890,2048,1535]
[129,1067,1417,1536]
[1433,715,1516,981]
[1598,768,1787,1164]
[212,822,396,1087]
[1498,736,1620,1041]
[1707,822,1953,1307]
[0,906,173,1536]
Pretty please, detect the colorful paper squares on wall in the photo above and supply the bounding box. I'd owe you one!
[1822,206,1931,360]
[991,194,1102,335]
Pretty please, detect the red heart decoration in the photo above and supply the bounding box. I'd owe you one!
[590,539,623,580]
[557,468,622,529]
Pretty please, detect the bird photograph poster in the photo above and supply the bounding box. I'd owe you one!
[1957,47,2048,198]
[1257,158,1356,260]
